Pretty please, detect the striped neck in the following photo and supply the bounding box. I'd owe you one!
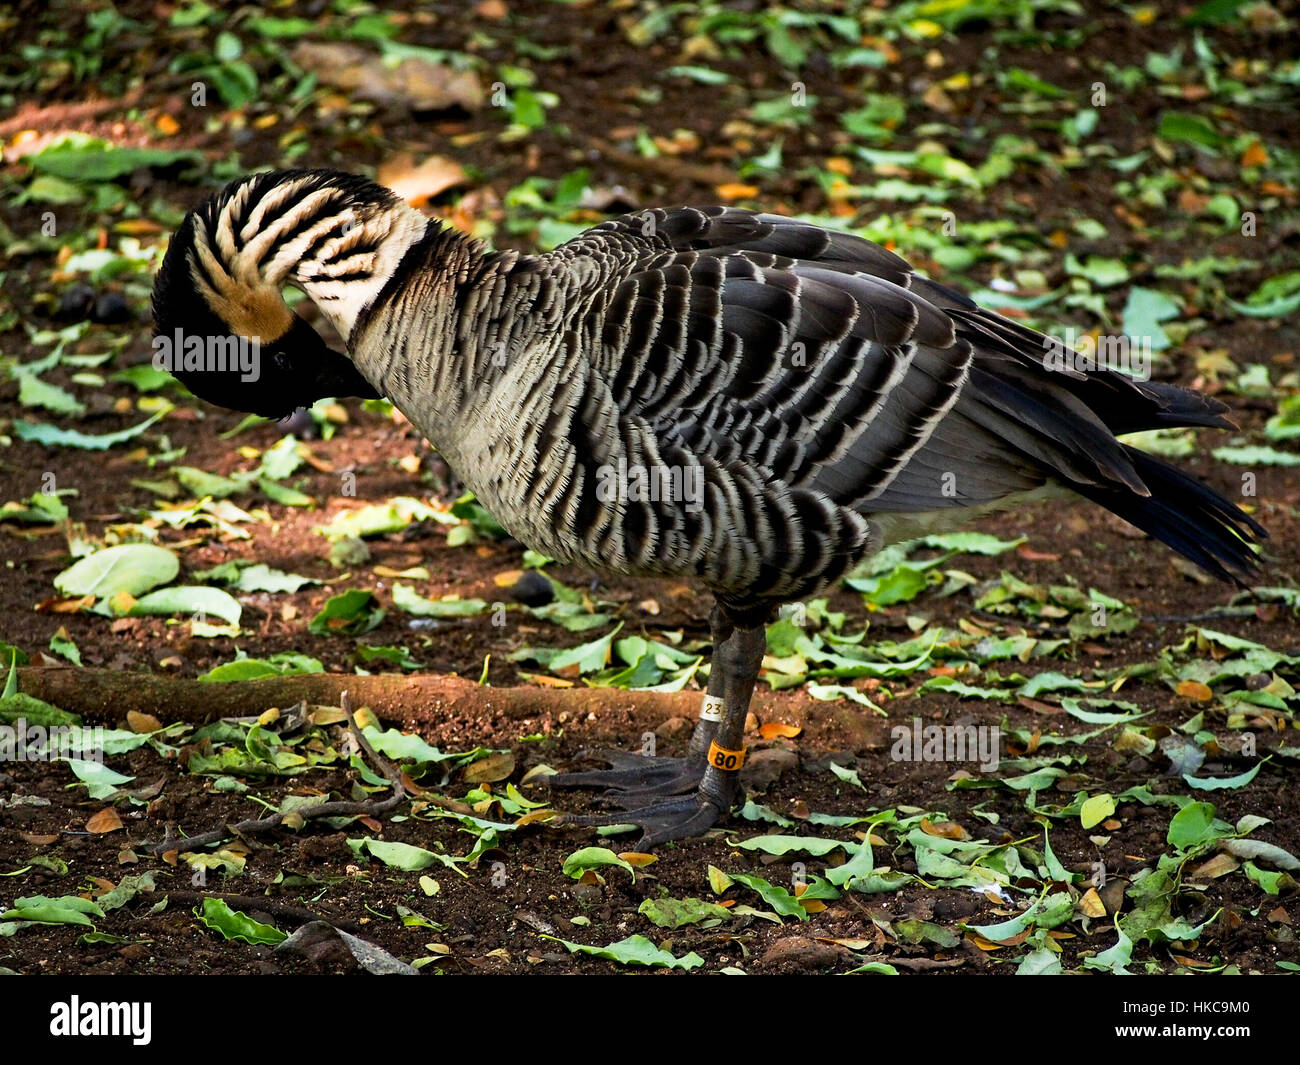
[174,169,429,348]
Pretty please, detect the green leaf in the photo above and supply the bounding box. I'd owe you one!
[356,644,423,670]
[0,491,70,525]
[0,692,81,727]
[2,894,103,927]
[1121,287,1180,351]
[546,934,703,970]
[16,374,85,416]
[349,836,464,874]
[1167,801,1233,850]
[1083,922,1134,974]
[54,544,179,598]
[308,590,385,636]
[49,629,81,666]
[195,897,286,945]
[111,364,176,392]
[1157,111,1223,150]
[29,135,204,181]
[63,757,134,800]
[1065,253,1129,288]
[728,872,808,921]
[1080,793,1116,829]
[360,726,457,766]
[198,652,323,682]
[561,847,635,880]
[195,561,317,594]
[915,532,1025,555]
[129,586,243,626]
[392,583,487,618]
[1211,444,1300,467]
[638,896,731,929]
[1183,760,1265,791]
[173,466,245,499]
[314,497,446,539]
[1016,947,1062,975]
[894,918,961,949]
[14,410,165,450]
[846,562,932,605]
[731,835,846,857]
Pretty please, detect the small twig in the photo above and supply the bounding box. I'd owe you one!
[145,690,412,853]
[137,889,363,933]
[1140,607,1259,624]
[342,689,474,815]
[342,689,410,796]
[145,792,407,854]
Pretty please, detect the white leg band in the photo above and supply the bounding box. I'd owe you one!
[699,695,725,722]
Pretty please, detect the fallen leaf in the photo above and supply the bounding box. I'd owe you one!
[86,808,124,834]
[378,152,469,207]
[1079,888,1107,918]
[921,818,966,839]
[715,182,758,201]
[1176,680,1213,702]
[463,750,516,783]
[759,722,802,740]
[126,710,162,733]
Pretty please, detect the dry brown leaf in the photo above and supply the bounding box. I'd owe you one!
[759,722,802,740]
[715,182,758,201]
[378,152,470,207]
[463,750,516,783]
[514,809,558,826]
[86,808,123,834]
[920,818,966,840]
[1190,852,1240,879]
[35,595,95,614]
[1240,140,1268,169]
[1176,680,1213,702]
[292,42,484,113]
[126,710,162,734]
[1079,887,1107,918]
[523,673,574,688]
[618,852,658,867]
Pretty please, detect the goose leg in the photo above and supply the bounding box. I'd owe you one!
[558,618,768,849]
[548,607,734,800]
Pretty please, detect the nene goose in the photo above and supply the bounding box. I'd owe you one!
[152,169,1263,846]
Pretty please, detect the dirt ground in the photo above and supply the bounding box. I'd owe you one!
[0,0,1297,975]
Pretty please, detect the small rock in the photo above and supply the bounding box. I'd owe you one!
[570,882,603,904]
[757,936,842,972]
[1098,877,1127,916]
[509,570,554,607]
[55,283,95,322]
[92,291,131,324]
[655,715,691,738]
[741,747,799,790]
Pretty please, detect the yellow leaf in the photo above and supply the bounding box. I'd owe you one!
[1079,888,1107,918]
[708,865,734,895]
[715,183,758,202]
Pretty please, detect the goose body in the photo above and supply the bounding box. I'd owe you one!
[153,169,1263,844]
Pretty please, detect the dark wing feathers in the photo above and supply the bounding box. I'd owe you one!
[553,205,1262,582]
